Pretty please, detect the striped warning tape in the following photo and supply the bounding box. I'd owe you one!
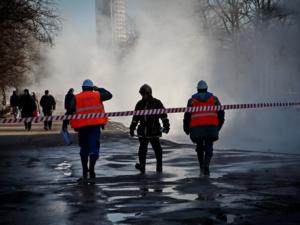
[0,101,299,124]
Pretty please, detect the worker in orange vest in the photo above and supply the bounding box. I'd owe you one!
[183,80,225,176]
[70,79,112,184]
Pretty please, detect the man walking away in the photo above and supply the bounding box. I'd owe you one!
[183,80,225,176]
[62,88,74,131]
[19,89,36,131]
[70,79,112,185]
[40,90,56,130]
[129,84,170,174]
[10,90,19,119]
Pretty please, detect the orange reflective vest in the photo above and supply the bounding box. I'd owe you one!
[70,91,108,129]
[189,96,219,128]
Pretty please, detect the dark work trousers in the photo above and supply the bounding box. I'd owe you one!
[62,118,69,130]
[43,110,53,130]
[78,126,101,157]
[138,137,163,171]
[62,110,72,130]
[196,139,214,169]
[78,126,101,178]
[22,112,32,131]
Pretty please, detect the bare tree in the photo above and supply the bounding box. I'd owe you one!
[0,0,60,106]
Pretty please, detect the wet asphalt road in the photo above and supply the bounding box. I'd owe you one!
[1,132,300,225]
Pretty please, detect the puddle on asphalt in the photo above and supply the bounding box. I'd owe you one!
[163,186,199,201]
[217,193,262,209]
[227,214,237,224]
[55,161,72,176]
[106,212,136,224]
[212,182,246,191]
[102,187,139,192]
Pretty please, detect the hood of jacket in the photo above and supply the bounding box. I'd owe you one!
[192,92,213,102]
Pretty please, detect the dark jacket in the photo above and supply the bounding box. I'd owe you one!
[183,91,225,142]
[40,94,56,113]
[64,91,75,114]
[130,96,170,138]
[10,94,19,107]
[19,94,37,118]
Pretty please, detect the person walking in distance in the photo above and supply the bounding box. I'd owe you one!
[70,79,112,184]
[40,90,56,130]
[19,89,36,131]
[62,88,74,131]
[10,90,19,119]
[183,80,225,176]
[129,84,170,174]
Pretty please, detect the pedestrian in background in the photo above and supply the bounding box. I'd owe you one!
[70,79,112,184]
[40,90,56,130]
[10,90,19,119]
[129,84,170,174]
[19,89,36,131]
[62,88,74,131]
[183,80,225,176]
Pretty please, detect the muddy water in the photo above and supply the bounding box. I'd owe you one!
[1,133,300,225]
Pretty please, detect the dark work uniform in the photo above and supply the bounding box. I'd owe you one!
[183,91,225,175]
[40,94,56,130]
[130,96,170,173]
[70,88,112,181]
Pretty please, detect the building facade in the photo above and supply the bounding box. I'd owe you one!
[95,0,128,48]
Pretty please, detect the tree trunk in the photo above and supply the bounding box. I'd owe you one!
[1,88,6,106]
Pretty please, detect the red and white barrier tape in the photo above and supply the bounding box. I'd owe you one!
[1,101,299,124]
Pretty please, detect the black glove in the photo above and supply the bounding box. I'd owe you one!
[162,127,169,134]
[130,129,135,137]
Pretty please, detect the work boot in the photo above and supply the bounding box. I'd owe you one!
[89,155,98,185]
[78,155,88,185]
[135,163,145,174]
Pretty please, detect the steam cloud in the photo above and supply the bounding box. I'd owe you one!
[34,0,300,153]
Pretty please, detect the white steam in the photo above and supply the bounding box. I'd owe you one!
[34,0,300,153]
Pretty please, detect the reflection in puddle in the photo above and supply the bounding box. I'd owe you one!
[217,193,262,209]
[55,161,72,176]
[212,182,246,191]
[107,212,136,224]
[227,214,237,224]
[163,186,199,201]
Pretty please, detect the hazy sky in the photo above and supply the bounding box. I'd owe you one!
[58,0,96,37]
[57,0,140,36]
